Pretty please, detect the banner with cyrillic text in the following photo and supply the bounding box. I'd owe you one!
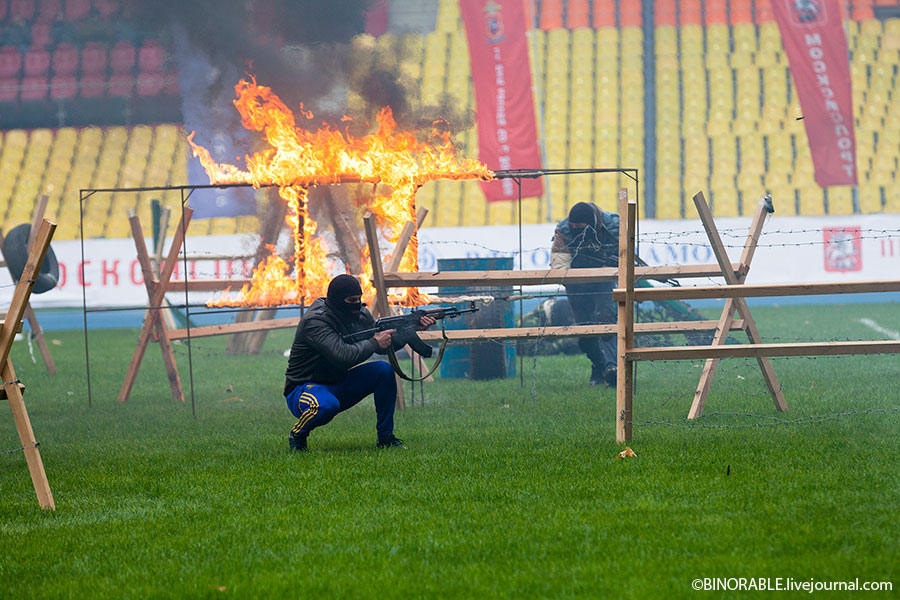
[772,0,858,186]
[460,0,544,201]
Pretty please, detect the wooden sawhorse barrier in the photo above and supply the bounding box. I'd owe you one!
[118,207,428,409]
[614,191,900,442]
[2,219,57,510]
[0,194,57,375]
[364,190,776,424]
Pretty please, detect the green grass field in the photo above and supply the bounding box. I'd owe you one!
[2,303,898,598]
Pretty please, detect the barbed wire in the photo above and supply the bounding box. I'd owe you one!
[1,442,39,456]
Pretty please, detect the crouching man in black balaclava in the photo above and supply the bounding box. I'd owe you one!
[283,274,435,451]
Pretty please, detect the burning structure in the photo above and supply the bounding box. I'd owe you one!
[188,78,492,308]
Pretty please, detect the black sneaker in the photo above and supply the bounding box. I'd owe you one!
[289,431,308,452]
[603,365,618,388]
[376,434,406,449]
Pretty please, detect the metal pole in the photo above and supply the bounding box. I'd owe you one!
[79,190,92,408]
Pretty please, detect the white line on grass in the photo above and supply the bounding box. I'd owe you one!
[858,318,900,340]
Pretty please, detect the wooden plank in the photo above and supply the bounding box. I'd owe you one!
[168,317,302,340]
[164,278,253,293]
[363,213,404,410]
[628,340,900,360]
[26,194,49,253]
[23,304,56,375]
[690,192,772,419]
[417,320,746,341]
[0,228,56,374]
[383,263,742,288]
[4,358,54,510]
[613,278,900,302]
[0,220,56,370]
[616,191,635,443]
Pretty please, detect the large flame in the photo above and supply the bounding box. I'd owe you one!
[189,77,492,308]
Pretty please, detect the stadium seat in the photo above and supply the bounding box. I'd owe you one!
[540,0,563,30]
[73,45,106,77]
[566,0,590,29]
[0,47,22,81]
[136,71,164,96]
[49,74,77,99]
[24,49,50,77]
[592,1,615,28]
[93,0,119,18]
[78,72,105,98]
[679,0,702,25]
[755,0,774,22]
[51,43,78,76]
[64,0,90,20]
[620,0,642,27]
[10,0,35,21]
[108,73,134,97]
[138,41,165,73]
[110,42,136,74]
[30,23,53,50]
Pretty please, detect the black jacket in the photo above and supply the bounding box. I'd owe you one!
[283,298,382,395]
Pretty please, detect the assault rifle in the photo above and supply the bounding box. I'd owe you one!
[346,302,479,359]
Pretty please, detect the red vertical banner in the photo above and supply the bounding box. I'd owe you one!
[460,0,544,201]
[772,0,858,187]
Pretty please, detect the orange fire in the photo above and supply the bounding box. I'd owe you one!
[189,77,492,308]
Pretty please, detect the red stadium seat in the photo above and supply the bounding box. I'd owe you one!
[20,75,48,101]
[540,0,563,30]
[0,47,22,78]
[705,0,727,24]
[108,72,134,97]
[138,40,165,72]
[655,0,676,25]
[30,23,53,50]
[52,43,78,76]
[0,77,18,102]
[592,0,616,27]
[49,74,77,99]
[110,41,135,74]
[80,42,107,75]
[680,0,702,24]
[620,0,643,26]
[23,49,50,77]
[37,0,62,21]
[78,72,105,98]
[731,1,752,24]
[64,0,90,20]
[136,70,163,96]
[93,0,119,18]
[755,0,774,22]
[567,0,590,29]
[10,0,35,21]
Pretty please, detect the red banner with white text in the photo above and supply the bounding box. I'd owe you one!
[460,0,543,201]
[772,0,857,187]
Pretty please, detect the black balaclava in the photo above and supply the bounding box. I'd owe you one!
[568,202,596,228]
[326,274,363,320]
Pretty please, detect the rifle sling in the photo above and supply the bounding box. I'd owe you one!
[386,321,448,382]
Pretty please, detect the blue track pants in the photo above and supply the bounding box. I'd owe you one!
[285,361,397,438]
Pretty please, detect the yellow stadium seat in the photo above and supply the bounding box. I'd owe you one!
[487,198,514,226]
[827,186,854,215]
[798,185,825,215]
[656,25,677,55]
[858,185,883,213]
[680,24,703,55]
[710,184,738,217]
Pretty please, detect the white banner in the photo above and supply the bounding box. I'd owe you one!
[3,213,898,309]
